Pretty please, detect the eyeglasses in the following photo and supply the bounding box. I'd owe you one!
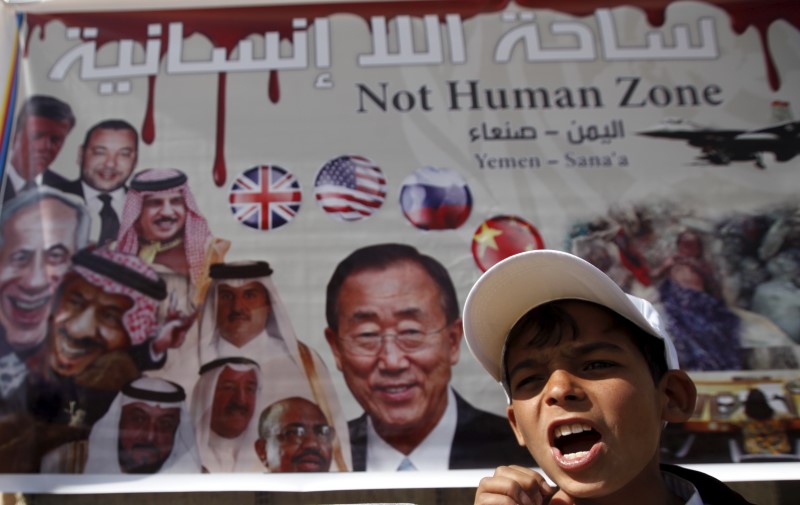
[341,325,450,356]
[273,424,335,445]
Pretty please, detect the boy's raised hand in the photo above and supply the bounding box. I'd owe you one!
[475,465,557,505]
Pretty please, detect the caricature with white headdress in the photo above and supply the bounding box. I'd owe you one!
[194,261,351,471]
[190,357,264,472]
[41,377,200,474]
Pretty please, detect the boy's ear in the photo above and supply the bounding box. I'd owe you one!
[659,370,697,423]
[506,404,528,447]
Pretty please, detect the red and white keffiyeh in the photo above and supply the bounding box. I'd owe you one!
[72,248,163,345]
[116,169,212,286]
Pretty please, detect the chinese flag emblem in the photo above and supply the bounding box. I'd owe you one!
[471,215,545,272]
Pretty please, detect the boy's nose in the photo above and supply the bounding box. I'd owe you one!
[544,369,585,406]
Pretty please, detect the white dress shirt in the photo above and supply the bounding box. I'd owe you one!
[4,162,43,192]
[365,387,457,471]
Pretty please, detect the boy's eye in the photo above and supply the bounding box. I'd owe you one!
[584,361,615,371]
[513,374,545,392]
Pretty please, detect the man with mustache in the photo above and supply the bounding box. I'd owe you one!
[194,261,351,471]
[40,377,201,474]
[0,188,89,414]
[116,169,229,390]
[29,247,170,427]
[2,95,74,204]
[117,168,229,311]
[255,397,335,473]
[190,357,263,472]
[60,119,139,245]
[0,247,181,472]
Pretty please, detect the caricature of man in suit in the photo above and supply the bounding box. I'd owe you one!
[61,119,138,245]
[2,95,74,203]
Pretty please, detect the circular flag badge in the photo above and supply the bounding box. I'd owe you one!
[471,215,545,272]
[314,155,387,222]
[228,165,302,231]
[399,166,472,231]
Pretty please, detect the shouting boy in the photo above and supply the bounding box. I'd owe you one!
[463,250,753,505]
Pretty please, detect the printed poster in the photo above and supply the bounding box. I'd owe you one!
[0,0,798,492]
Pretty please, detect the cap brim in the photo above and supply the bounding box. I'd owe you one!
[463,250,679,383]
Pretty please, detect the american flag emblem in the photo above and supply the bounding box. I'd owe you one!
[314,155,387,221]
[229,165,302,231]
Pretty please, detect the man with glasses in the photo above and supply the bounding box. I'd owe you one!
[190,261,351,471]
[255,396,335,472]
[324,243,533,471]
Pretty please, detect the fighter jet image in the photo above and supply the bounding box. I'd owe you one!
[638,103,800,169]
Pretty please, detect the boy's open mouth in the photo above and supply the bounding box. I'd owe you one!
[553,422,601,460]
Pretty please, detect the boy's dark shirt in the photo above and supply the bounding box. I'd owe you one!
[542,464,755,505]
[662,463,755,505]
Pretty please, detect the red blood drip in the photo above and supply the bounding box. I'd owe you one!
[755,26,780,93]
[141,75,157,145]
[23,16,46,57]
[268,71,280,104]
[213,72,227,187]
[20,0,799,189]
[24,1,798,92]
[515,0,797,90]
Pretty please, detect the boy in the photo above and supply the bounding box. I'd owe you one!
[462,250,754,505]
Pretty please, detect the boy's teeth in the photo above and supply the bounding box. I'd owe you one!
[562,450,589,460]
[556,422,592,438]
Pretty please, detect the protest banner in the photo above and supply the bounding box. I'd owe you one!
[0,0,798,492]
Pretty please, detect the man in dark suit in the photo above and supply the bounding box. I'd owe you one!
[324,243,534,471]
[2,95,75,204]
[60,119,138,245]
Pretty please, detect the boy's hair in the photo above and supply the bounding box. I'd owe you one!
[462,250,680,400]
[503,301,669,394]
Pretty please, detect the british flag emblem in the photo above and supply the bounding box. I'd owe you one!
[229,165,302,231]
[314,155,387,221]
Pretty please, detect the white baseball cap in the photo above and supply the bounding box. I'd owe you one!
[463,250,680,393]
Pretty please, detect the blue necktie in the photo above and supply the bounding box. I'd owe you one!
[397,457,416,471]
